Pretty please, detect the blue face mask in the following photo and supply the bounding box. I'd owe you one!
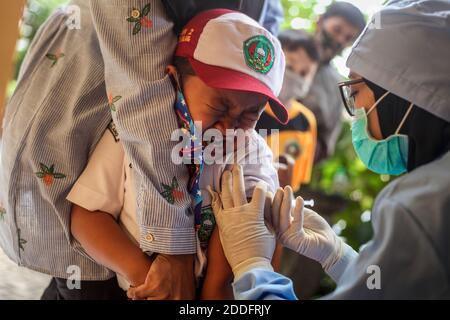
[351,92,414,175]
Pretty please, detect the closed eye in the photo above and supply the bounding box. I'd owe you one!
[206,104,226,114]
[242,106,264,122]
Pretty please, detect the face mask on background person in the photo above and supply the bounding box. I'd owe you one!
[278,68,312,106]
[317,29,343,63]
[351,91,414,175]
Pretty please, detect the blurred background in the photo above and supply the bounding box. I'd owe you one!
[1,0,388,299]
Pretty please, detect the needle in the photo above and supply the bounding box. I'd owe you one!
[292,199,315,208]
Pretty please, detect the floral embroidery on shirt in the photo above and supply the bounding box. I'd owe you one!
[127,3,152,35]
[0,206,5,221]
[35,163,66,186]
[198,205,216,247]
[45,49,65,67]
[18,229,27,252]
[160,177,183,204]
[108,93,122,112]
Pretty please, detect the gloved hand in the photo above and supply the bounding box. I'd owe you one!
[208,165,276,280]
[272,186,357,281]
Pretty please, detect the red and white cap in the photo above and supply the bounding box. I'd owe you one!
[175,9,288,124]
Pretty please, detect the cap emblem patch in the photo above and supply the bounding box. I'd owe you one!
[243,35,275,74]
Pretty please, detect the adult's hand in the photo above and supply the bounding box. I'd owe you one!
[127,253,195,300]
[271,186,357,279]
[208,165,276,280]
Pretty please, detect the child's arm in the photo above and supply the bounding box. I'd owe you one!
[200,225,282,300]
[201,226,234,300]
[71,204,152,287]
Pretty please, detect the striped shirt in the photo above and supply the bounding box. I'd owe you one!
[0,0,195,280]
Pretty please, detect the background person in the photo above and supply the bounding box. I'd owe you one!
[303,2,365,163]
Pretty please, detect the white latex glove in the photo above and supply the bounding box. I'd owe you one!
[208,165,276,280]
[272,186,357,281]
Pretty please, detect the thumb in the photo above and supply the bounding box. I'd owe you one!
[250,182,268,218]
[207,186,222,220]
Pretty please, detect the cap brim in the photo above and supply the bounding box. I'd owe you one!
[188,58,289,125]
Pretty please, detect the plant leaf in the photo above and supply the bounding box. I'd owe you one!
[49,164,55,173]
[142,3,151,16]
[112,96,122,103]
[46,54,56,60]
[172,176,179,188]
[36,172,45,178]
[127,17,139,23]
[110,104,116,112]
[39,163,48,173]
[133,22,142,35]
[161,190,174,204]
[53,173,66,179]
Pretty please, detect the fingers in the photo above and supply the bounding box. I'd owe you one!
[250,182,267,217]
[264,191,274,229]
[127,280,167,300]
[279,186,294,234]
[232,165,247,206]
[271,188,284,231]
[292,196,304,227]
[207,186,222,219]
[221,170,234,209]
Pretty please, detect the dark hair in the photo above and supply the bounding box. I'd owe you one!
[173,56,196,77]
[323,2,366,32]
[278,29,320,62]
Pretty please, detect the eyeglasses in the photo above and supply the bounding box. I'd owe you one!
[338,78,365,117]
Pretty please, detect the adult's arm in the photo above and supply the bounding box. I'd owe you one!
[89,0,195,254]
[233,198,448,300]
[233,268,297,300]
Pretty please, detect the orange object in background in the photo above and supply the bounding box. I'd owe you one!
[264,101,317,192]
[0,0,25,134]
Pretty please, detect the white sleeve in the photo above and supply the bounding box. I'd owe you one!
[240,130,279,196]
[67,129,126,219]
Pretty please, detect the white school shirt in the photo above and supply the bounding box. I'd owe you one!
[67,128,278,289]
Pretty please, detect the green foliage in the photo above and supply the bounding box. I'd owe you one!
[281,0,321,32]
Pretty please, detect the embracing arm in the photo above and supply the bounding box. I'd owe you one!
[70,204,152,287]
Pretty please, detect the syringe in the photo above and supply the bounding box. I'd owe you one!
[292,199,315,208]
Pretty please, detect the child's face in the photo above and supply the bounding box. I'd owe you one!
[181,74,268,134]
